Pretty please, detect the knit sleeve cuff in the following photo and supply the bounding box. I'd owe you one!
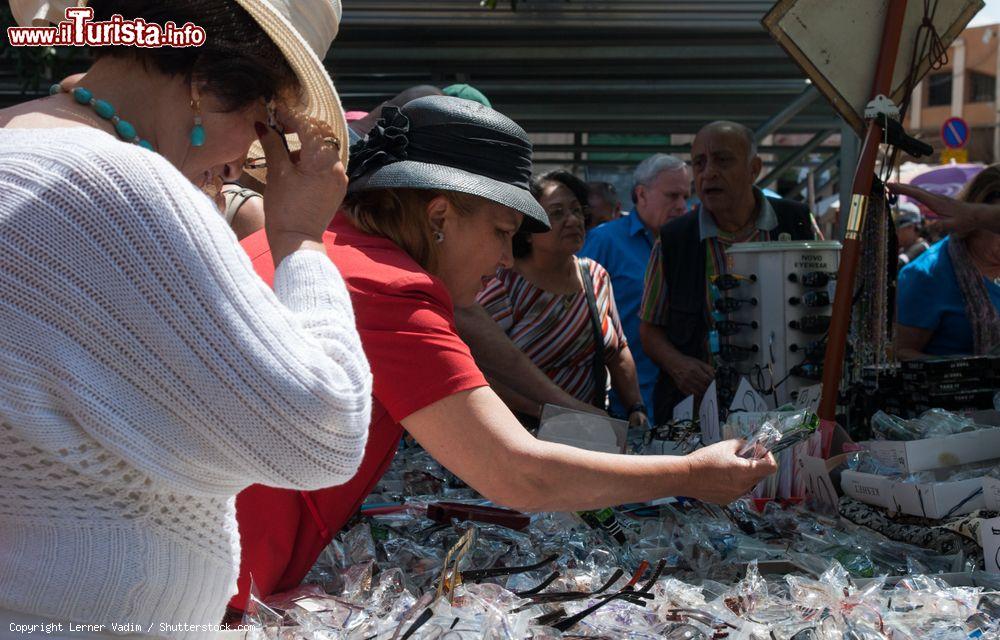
[273,249,348,314]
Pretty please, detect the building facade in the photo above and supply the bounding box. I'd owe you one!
[905,23,1000,163]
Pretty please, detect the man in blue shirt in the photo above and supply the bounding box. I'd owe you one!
[580,154,691,419]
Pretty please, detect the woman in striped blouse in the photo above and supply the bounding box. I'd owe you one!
[478,170,649,428]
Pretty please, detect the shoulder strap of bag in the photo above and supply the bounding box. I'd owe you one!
[578,258,608,410]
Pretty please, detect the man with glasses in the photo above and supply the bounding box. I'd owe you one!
[639,122,815,420]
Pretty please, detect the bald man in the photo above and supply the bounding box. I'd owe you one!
[639,121,815,418]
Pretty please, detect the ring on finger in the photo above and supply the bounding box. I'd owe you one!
[321,136,341,152]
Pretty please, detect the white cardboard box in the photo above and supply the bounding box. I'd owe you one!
[889,477,984,519]
[840,471,984,518]
[861,428,1000,474]
[840,470,894,509]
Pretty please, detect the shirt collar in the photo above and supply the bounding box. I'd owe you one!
[627,208,647,237]
[698,187,778,241]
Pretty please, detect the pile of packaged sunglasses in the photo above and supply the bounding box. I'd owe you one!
[241,445,1000,638]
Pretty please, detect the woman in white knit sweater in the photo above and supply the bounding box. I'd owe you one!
[0,0,370,637]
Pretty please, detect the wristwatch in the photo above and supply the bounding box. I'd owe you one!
[628,402,647,416]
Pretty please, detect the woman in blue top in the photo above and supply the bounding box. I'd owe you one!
[893,166,1000,359]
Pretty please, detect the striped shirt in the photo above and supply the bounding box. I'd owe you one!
[477,257,627,405]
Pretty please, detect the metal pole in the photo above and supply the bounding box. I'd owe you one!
[837,124,861,239]
[754,85,821,142]
[819,0,909,422]
[756,129,835,189]
[791,151,840,196]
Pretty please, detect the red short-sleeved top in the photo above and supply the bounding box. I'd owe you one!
[229,215,487,611]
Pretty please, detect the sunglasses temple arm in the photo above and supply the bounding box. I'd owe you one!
[461,553,559,581]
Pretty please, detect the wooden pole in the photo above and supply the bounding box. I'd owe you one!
[819,0,909,422]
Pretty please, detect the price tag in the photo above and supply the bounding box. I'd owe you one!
[793,384,823,413]
[673,395,694,423]
[699,381,721,445]
[797,455,839,512]
[730,377,769,413]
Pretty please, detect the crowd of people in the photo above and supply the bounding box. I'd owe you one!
[0,1,776,636]
[1,0,999,637]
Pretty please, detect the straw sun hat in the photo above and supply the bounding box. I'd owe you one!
[11,0,350,167]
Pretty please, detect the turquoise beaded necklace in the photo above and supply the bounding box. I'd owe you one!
[50,83,154,151]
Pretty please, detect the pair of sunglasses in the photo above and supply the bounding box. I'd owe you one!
[711,273,756,291]
[541,560,667,632]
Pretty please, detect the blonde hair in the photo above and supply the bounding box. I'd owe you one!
[343,189,484,272]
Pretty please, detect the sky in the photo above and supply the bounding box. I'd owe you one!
[971,0,1000,26]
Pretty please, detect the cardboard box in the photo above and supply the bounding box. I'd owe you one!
[840,470,894,509]
[901,355,999,376]
[861,428,1000,473]
[841,471,984,518]
[912,389,997,413]
[901,370,986,383]
[889,476,984,519]
[911,380,987,396]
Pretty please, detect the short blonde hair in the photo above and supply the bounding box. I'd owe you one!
[343,189,483,272]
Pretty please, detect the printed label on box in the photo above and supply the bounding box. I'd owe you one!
[866,441,907,472]
[840,470,892,509]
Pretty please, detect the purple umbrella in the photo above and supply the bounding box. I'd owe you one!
[905,163,984,217]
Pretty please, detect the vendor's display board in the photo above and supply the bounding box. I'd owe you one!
[763,0,983,136]
[722,241,842,408]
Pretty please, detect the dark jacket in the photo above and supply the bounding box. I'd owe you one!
[652,196,813,420]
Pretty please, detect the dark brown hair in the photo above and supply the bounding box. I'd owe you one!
[89,0,298,111]
[513,170,589,258]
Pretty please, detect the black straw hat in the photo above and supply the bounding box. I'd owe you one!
[347,95,550,232]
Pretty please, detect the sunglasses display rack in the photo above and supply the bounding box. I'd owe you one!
[716,240,842,407]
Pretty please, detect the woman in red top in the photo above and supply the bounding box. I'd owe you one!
[232,96,777,612]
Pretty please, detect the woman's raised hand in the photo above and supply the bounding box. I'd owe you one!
[255,104,348,243]
[888,183,1000,235]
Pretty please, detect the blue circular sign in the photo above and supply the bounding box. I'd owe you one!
[941,117,970,149]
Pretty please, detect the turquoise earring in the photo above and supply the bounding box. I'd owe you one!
[189,98,205,147]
